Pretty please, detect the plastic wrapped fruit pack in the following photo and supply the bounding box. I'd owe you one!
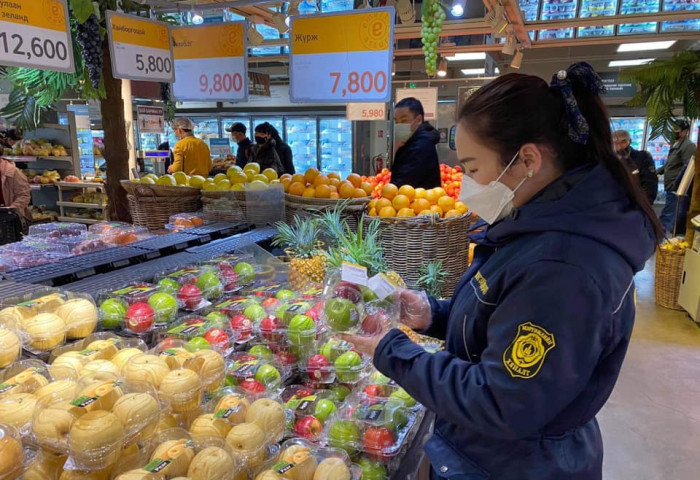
[97,283,179,332]
[297,337,372,385]
[90,223,151,245]
[0,423,25,480]
[165,212,206,231]
[28,222,87,238]
[254,438,361,480]
[158,314,238,357]
[0,242,71,269]
[0,326,22,369]
[358,380,421,412]
[280,385,342,443]
[226,353,292,396]
[154,266,226,310]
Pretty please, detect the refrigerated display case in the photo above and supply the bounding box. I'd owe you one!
[320,118,353,179]
[618,0,659,34]
[192,118,220,141]
[611,117,646,150]
[661,0,700,32]
[286,117,318,173]
[646,125,671,169]
[578,0,617,37]
[252,117,284,137]
[539,0,577,39]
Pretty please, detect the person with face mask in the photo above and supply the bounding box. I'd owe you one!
[168,117,212,177]
[613,130,657,203]
[249,123,284,174]
[342,63,662,480]
[390,97,441,189]
[657,119,696,232]
[226,122,252,168]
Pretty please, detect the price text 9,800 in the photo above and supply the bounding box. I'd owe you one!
[199,73,244,95]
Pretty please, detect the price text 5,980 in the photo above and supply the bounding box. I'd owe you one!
[0,32,68,62]
[135,53,172,75]
[362,109,385,119]
[329,71,388,97]
[199,73,244,95]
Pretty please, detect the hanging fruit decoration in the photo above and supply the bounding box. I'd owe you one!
[74,14,104,90]
[421,0,446,77]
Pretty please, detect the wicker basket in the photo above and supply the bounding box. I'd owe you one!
[202,187,284,227]
[121,180,201,197]
[201,193,247,223]
[127,194,202,231]
[368,213,472,298]
[654,247,686,310]
[285,194,369,231]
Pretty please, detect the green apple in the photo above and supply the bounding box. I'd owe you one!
[313,399,337,424]
[276,301,311,325]
[383,403,409,432]
[287,314,315,346]
[99,298,127,329]
[244,304,266,323]
[328,420,361,455]
[204,311,229,328]
[324,297,360,332]
[319,338,346,362]
[157,277,180,295]
[254,363,281,387]
[196,271,223,299]
[334,351,362,383]
[389,387,416,408]
[248,345,273,360]
[185,336,212,352]
[369,371,391,385]
[360,286,379,302]
[329,384,351,402]
[276,289,296,301]
[357,456,388,480]
[234,262,255,283]
[148,292,178,324]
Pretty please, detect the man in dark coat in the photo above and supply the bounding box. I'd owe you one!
[657,119,696,232]
[226,122,252,168]
[391,97,441,189]
[613,130,658,203]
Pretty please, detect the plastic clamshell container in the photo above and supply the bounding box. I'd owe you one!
[88,221,131,235]
[0,423,25,480]
[280,385,341,442]
[2,242,71,268]
[100,225,151,246]
[0,326,22,369]
[357,382,423,411]
[58,233,114,255]
[168,212,206,229]
[205,387,254,426]
[28,222,87,238]
[258,438,362,480]
[161,314,239,355]
[201,252,255,270]
[158,367,203,413]
[226,353,291,393]
[297,338,371,385]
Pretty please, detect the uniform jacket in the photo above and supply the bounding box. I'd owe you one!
[391,122,441,189]
[374,164,656,480]
[249,140,284,174]
[622,147,658,203]
[275,141,295,175]
[0,159,32,221]
[172,136,212,177]
[659,137,696,191]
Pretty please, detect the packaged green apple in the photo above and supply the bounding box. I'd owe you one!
[255,438,362,480]
[157,314,238,356]
[153,265,225,311]
[357,381,422,412]
[97,282,180,332]
[297,337,372,385]
[280,385,341,443]
[225,352,292,395]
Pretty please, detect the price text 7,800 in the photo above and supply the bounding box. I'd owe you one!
[0,32,69,62]
[135,53,173,75]
[199,73,244,95]
[329,71,388,97]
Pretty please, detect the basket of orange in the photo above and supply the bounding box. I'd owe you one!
[281,168,371,230]
[365,183,473,297]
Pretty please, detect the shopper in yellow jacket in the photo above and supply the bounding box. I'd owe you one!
[168,117,212,177]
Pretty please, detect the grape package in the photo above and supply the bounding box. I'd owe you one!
[75,14,103,89]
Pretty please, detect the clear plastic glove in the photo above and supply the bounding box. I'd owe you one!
[399,289,432,331]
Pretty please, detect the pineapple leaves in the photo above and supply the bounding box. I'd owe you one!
[418,261,447,298]
[272,216,323,258]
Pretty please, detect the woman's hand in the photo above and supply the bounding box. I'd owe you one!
[399,289,432,331]
[341,313,394,358]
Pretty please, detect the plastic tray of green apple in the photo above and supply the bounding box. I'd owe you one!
[204,297,264,345]
[358,379,423,412]
[244,282,293,300]
[244,343,302,372]
[280,385,343,442]
[323,396,423,464]
[296,337,372,385]
[153,265,225,309]
[201,255,257,286]
[97,282,180,332]
[156,314,239,356]
[226,352,293,394]
[255,438,362,480]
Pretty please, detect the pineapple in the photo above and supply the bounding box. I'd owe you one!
[273,216,328,290]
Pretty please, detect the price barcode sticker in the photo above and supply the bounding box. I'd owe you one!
[341,261,369,286]
[367,273,399,300]
[106,10,174,82]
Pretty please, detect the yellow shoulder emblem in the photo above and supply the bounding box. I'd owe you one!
[503,322,555,379]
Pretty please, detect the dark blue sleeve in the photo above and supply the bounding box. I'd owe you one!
[374,261,611,439]
[418,296,450,340]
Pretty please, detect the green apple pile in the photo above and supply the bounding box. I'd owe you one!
[421,0,446,76]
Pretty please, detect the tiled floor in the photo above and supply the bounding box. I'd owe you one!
[599,258,700,480]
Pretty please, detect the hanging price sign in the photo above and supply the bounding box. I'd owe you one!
[172,22,247,102]
[289,8,394,104]
[106,11,174,82]
[0,0,74,73]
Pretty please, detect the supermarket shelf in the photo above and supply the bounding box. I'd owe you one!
[129,232,207,259]
[56,181,105,189]
[56,201,107,209]
[186,226,277,256]
[0,280,46,299]
[2,261,90,287]
[2,156,73,163]
[58,216,104,224]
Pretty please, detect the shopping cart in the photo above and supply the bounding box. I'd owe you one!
[0,207,22,245]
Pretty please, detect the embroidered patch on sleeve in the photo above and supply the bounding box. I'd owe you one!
[503,322,556,379]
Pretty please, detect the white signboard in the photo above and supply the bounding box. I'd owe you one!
[346,103,387,121]
[208,138,231,156]
[396,87,439,122]
[137,106,165,134]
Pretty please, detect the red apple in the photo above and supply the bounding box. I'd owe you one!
[276,350,297,366]
[236,354,257,364]
[333,282,363,303]
[239,378,266,393]
[204,328,230,350]
[293,415,323,439]
[306,354,332,382]
[220,270,239,291]
[363,385,388,398]
[125,302,154,333]
[260,316,282,343]
[306,302,324,322]
[363,427,395,461]
[230,314,252,341]
[178,284,202,310]
[261,297,281,312]
[158,337,179,349]
[361,310,389,336]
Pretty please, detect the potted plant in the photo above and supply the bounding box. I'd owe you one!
[621,51,700,243]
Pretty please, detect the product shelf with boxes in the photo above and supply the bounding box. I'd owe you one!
[56,181,108,225]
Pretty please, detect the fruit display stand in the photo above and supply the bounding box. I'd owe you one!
[121,180,202,231]
[655,238,690,310]
[56,181,108,224]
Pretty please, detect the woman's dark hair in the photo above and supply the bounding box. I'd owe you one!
[254,122,272,135]
[268,125,285,146]
[395,97,425,119]
[458,69,664,240]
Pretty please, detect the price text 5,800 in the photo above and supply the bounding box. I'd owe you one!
[199,73,244,95]
[136,53,172,75]
[0,33,68,62]
[329,71,388,97]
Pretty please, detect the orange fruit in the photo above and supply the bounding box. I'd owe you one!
[430,205,444,216]
[329,178,341,187]
[330,192,340,199]
[397,207,415,218]
[281,178,292,192]
[280,174,292,182]
[305,168,320,184]
[425,189,440,205]
[361,182,373,195]
[291,173,306,185]
[313,175,330,187]
[376,198,392,211]
[418,210,434,216]
[381,184,399,200]
[346,173,362,188]
[289,182,306,196]
[379,206,397,218]
[302,186,316,198]
[392,194,410,211]
[444,209,461,218]
[398,185,416,202]
[368,199,377,211]
[353,188,368,198]
[455,201,468,214]
[414,188,427,200]
[329,185,338,194]
[437,196,455,212]
[412,198,431,215]
[328,172,341,181]
[315,184,331,198]
[368,208,377,216]
[339,181,355,199]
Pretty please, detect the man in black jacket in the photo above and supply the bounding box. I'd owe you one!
[391,97,441,189]
[226,122,252,168]
[613,130,658,203]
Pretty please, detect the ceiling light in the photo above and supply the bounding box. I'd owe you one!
[617,41,676,52]
[510,49,523,69]
[285,2,299,27]
[437,57,447,77]
[451,0,466,16]
[609,58,655,67]
[445,52,487,61]
[495,67,500,74]
[461,68,486,75]
[190,7,203,25]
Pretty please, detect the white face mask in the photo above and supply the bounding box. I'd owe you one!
[394,123,413,145]
[459,151,530,225]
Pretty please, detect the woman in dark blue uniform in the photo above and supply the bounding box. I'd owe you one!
[345,63,662,479]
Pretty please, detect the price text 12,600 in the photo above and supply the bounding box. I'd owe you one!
[329,71,388,98]
[135,53,172,75]
[0,33,69,62]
